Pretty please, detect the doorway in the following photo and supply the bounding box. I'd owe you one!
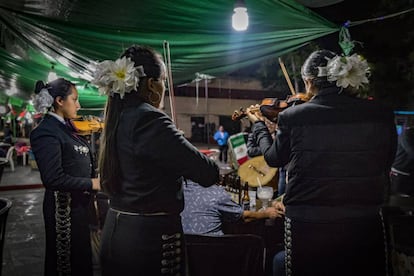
[219,116,241,136]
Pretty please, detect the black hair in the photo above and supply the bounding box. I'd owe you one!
[121,45,163,80]
[99,45,164,196]
[33,78,76,112]
[301,50,337,90]
[34,78,75,109]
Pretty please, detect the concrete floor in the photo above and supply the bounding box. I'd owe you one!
[0,164,44,276]
[1,188,44,276]
[0,145,229,276]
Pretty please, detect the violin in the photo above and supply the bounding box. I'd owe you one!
[232,98,285,122]
[286,92,313,104]
[232,92,313,122]
[72,116,105,136]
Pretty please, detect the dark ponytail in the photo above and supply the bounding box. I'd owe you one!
[99,45,164,196]
[34,80,47,94]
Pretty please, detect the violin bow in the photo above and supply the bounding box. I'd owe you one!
[163,41,178,127]
[278,57,296,96]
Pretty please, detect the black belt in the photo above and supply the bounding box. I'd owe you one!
[110,207,172,216]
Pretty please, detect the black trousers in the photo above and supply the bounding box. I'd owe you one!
[218,145,228,163]
[43,193,93,276]
[390,172,414,196]
[100,209,186,276]
[285,215,385,276]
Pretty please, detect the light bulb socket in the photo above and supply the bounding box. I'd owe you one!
[234,0,246,9]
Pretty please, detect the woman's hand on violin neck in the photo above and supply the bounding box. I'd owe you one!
[245,107,258,123]
[246,105,265,123]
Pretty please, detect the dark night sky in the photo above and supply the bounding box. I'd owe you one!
[191,1,414,108]
[310,0,413,62]
[285,0,413,108]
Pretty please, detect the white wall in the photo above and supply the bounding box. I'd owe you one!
[163,96,259,138]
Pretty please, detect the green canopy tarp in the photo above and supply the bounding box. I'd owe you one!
[0,0,339,108]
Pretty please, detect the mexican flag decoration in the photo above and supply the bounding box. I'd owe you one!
[228,133,248,168]
[17,109,27,122]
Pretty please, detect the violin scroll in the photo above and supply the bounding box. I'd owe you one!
[232,107,248,121]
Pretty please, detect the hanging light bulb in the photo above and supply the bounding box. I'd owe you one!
[232,0,249,31]
[48,63,58,82]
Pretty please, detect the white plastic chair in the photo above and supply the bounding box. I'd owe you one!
[0,147,15,172]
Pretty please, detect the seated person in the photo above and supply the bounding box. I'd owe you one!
[181,180,283,236]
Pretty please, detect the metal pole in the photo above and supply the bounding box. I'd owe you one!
[205,78,209,149]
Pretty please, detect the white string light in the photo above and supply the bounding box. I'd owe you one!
[232,0,249,31]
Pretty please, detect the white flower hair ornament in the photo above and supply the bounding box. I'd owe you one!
[318,54,370,89]
[33,88,54,113]
[91,56,146,99]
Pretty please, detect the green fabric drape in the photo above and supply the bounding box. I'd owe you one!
[0,0,339,109]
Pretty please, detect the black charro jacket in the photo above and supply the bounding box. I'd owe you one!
[31,114,95,275]
[252,87,397,218]
[110,101,219,214]
[30,114,94,193]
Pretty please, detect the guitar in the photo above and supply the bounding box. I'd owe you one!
[238,155,278,187]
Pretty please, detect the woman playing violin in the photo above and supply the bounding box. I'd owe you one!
[232,93,312,123]
[246,50,396,276]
